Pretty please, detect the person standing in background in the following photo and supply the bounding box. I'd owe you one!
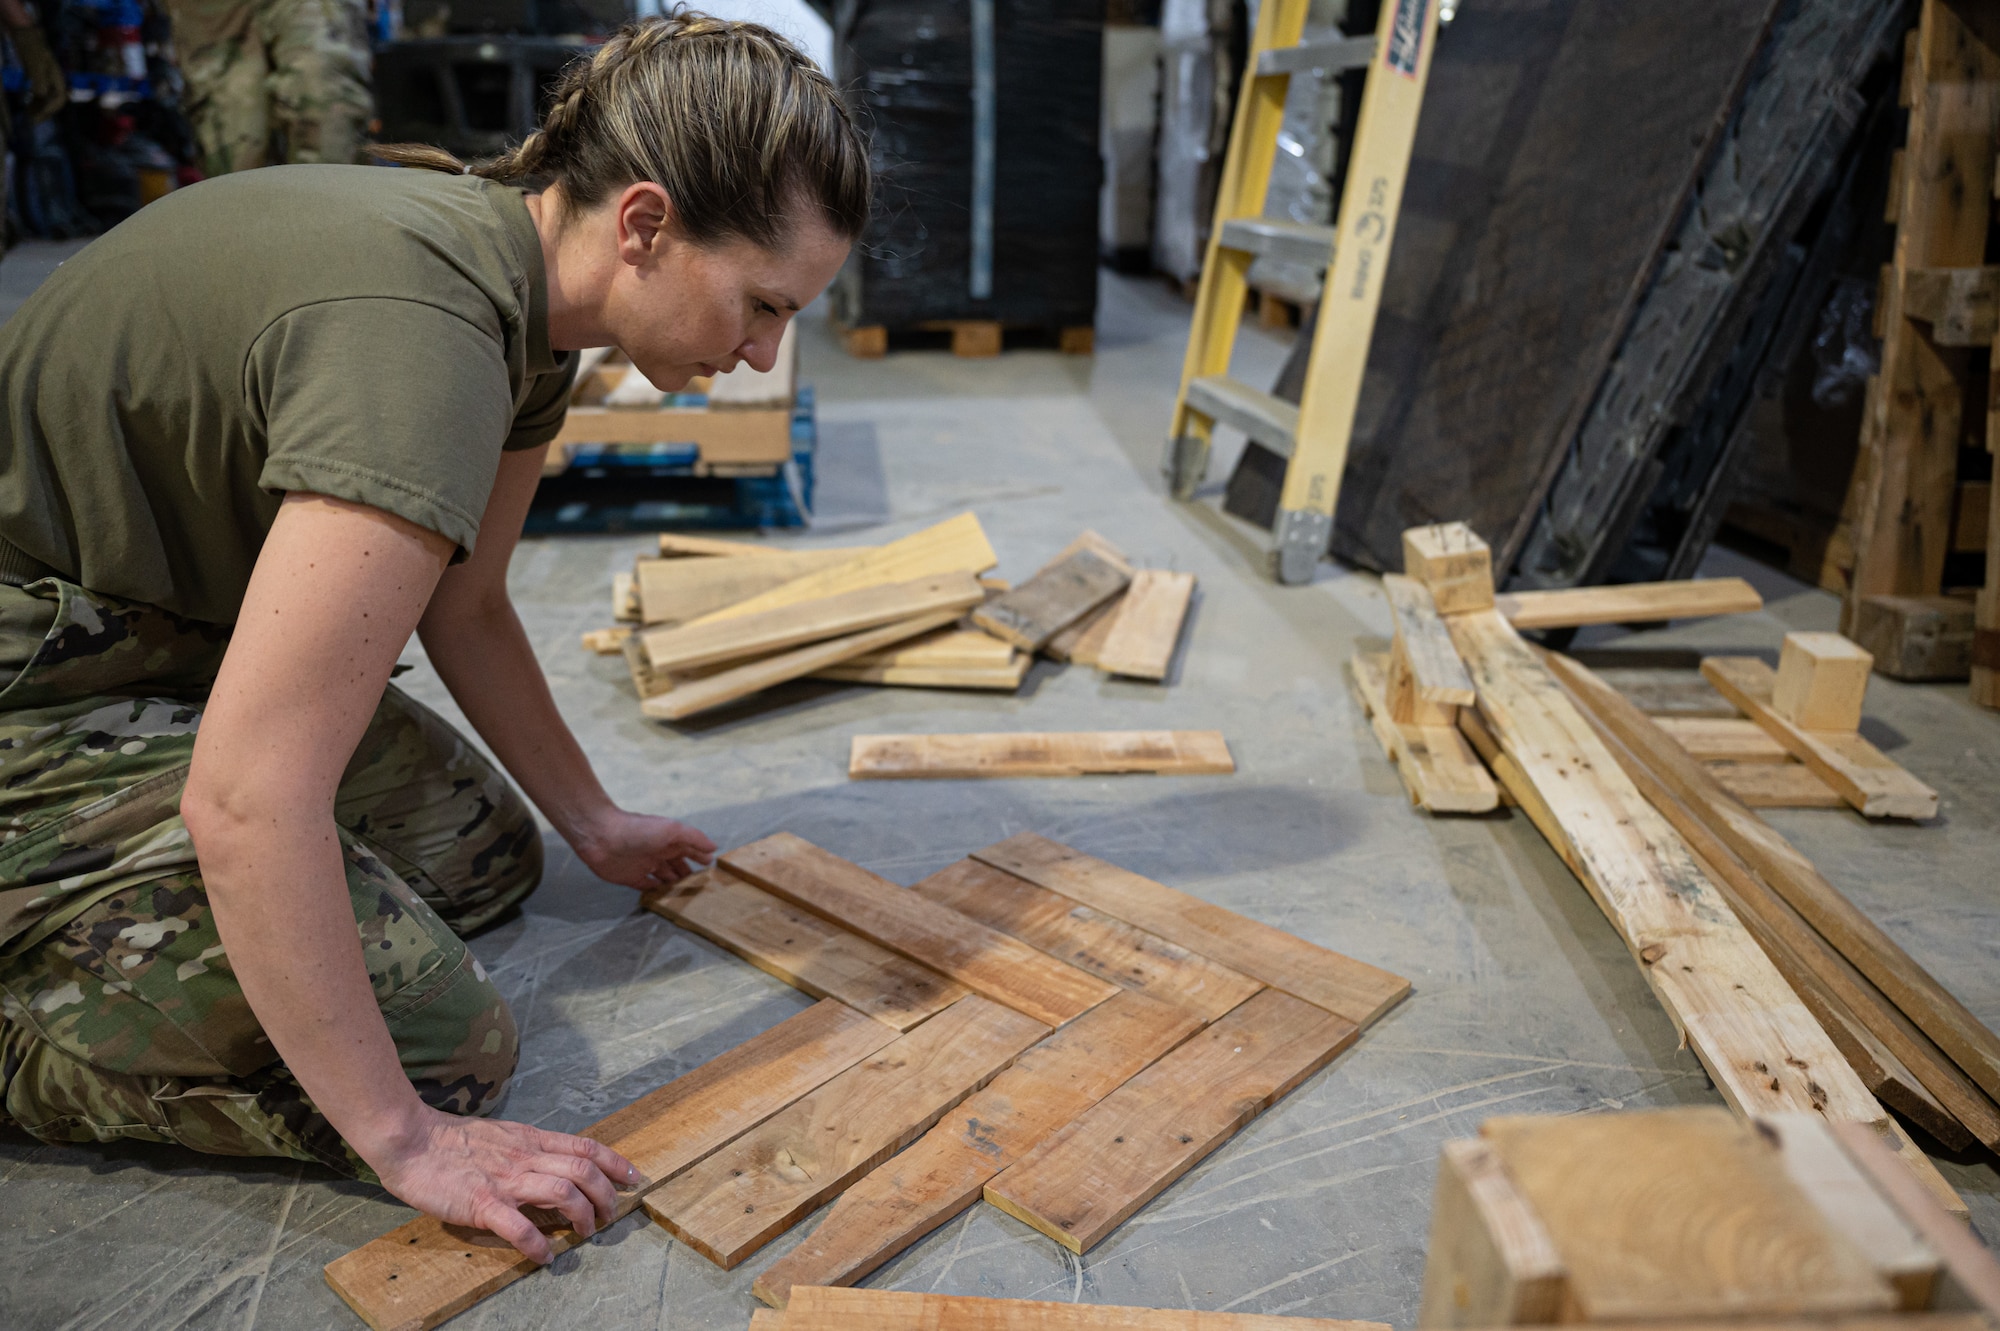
[1,0,69,251]
[166,0,371,175]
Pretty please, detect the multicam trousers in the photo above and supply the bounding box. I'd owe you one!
[168,0,374,177]
[0,578,541,1177]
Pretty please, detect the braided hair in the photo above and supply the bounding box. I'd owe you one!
[374,9,870,248]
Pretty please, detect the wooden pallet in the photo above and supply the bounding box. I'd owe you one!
[834,319,1094,359]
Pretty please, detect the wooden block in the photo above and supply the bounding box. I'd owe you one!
[783,1286,1390,1329]
[947,321,1002,357]
[321,1000,895,1331]
[1774,632,1874,731]
[810,655,1029,691]
[839,323,887,358]
[1759,1113,1940,1309]
[635,549,862,626]
[721,833,1119,1028]
[644,867,967,1031]
[641,572,985,672]
[1831,1121,2000,1318]
[1402,522,1494,614]
[848,731,1236,780]
[750,990,1204,1307]
[613,570,638,623]
[1493,577,1763,630]
[1655,716,1792,764]
[1415,1138,1565,1329]
[1708,762,1847,808]
[972,550,1131,652]
[582,626,631,655]
[1701,657,1938,819]
[1351,651,1500,814]
[911,859,1263,1021]
[973,833,1412,1029]
[1852,595,1974,681]
[639,609,966,721]
[1481,1108,1895,1320]
[643,995,1048,1269]
[1383,574,1477,722]
[983,989,1358,1254]
[1096,570,1197,680]
[690,513,999,627]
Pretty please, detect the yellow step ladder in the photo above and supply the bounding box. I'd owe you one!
[1165,0,1442,583]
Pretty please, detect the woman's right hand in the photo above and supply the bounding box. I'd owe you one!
[365,1105,641,1263]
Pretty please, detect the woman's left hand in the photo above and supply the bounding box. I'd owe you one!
[573,809,718,889]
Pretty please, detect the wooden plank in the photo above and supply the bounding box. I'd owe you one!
[834,627,1017,670]
[1415,1138,1566,1329]
[750,990,1205,1307]
[1831,1120,2000,1318]
[1758,1113,1941,1310]
[1351,650,1500,814]
[1656,716,1792,764]
[1774,632,1874,731]
[1481,1109,1894,1320]
[1599,667,1738,718]
[1711,762,1848,809]
[639,609,965,722]
[972,833,1412,1029]
[635,550,861,626]
[984,989,1358,1254]
[642,995,1048,1269]
[1700,657,1939,819]
[640,572,985,672]
[690,513,998,627]
[1095,571,1197,681]
[784,1286,1390,1330]
[1383,574,1476,719]
[1046,593,1123,665]
[644,867,968,1031]
[1493,577,1763,630]
[849,731,1235,781]
[322,1000,895,1331]
[810,656,1029,691]
[971,550,1131,652]
[1446,610,1882,1123]
[721,834,1120,1028]
[1401,523,1493,614]
[910,858,1263,1022]
[657,532,783,558]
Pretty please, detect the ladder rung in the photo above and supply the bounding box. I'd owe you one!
[1217,218,1338,269]
[1257,35,1375,77]
[1187,377,1298,457]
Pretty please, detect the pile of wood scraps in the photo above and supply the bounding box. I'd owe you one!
[323,833,1409,1330]
[582,517,1201,721]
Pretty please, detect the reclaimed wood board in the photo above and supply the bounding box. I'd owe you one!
[687,513,998,627]
[322,1000,896,1331]
[849,731,1235,780]
[781,1285,1392,1329]
[643,995,1047,1269]
[1351,650,1500,814]
[640,572,984,672]
[1045,593,1123,664]
[972,549,1131,651]
[1095,571,1197,680]
[722,834,1120,1028]
[640,608,966,721]
[1710,762,1846,809]
[1415,1137,1565,1328]
[1383,574,1476,717]
[1494,577,1762,629]
[635,550,860,625]
[1654,716,1792,763]
[810,656,1030,691]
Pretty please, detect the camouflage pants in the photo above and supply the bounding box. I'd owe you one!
[169,0,373,177]
[0,578,541,1178]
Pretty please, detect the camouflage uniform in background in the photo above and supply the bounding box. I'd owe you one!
[0,577,540,1177]
[166,0,372,177]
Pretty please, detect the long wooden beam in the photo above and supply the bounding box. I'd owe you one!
[1493,577,1761,629]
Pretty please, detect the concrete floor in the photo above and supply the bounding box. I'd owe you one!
[2,243,1997,1330]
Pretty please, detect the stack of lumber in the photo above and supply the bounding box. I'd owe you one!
[583,519,1201,721]
[323,834,1409,1331]
[1359,522,1995,1213]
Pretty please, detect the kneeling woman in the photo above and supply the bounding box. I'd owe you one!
[0,13,865,1261]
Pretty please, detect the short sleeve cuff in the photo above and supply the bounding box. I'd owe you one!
[259,455,484,558]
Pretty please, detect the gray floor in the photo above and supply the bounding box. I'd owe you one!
[2,241,1996,1330]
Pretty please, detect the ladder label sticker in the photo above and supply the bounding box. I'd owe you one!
[1385,0,1428,78]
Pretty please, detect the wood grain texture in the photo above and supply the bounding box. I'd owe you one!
[1655,716,1791,763]
[972,550,1131,652]
[984,989,1359,1253]
[1773,632,1874,731]
[1702,656,1939,819]
[972,833,1411,1029]
[1095,571,1197,681]
[835,628,1018,670]
[687,512,998,627]
[640,573,985,672]
[1383,574,1476,716]
[1758,1113,1940,1309]
[640,608,966,721]
[1416,1138,1565,1329]
[643,996,1048,1269]
[1493,577,1762,629]
[635,550,860,626]
[722,833,1120,1028]
[1044,593,1123,664]
[750,990,1204,1307]
[644,868,967,1031]
[1710,762,1847,808]
[911,859,1263,1022]
[810,656,1030,691]
[783,1285,1391,1329]
[1483,1109,1895,1320]
[848,731,1235,780]
[1831,1120,2000,1317]
[1401,524,1493,613]
[322,1000,896,1331]
[1351,651,1500,814]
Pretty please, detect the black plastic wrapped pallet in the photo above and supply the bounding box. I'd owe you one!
[831,0,1102,331]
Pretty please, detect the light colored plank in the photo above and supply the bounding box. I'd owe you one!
[911,858,1263,1021]
[973,832,1411,1028]
[635,550,862,626]
[750,990,1204,1307]
[1383,574,1476,715]
[1351,650,1499,814]
[1446,610,1882,1123]
[1759,1113,1940,1310]
[1046,593,1123,664]
[1655,716,1792,763]
[810,656,1029,691]
[644,867,967,1031]
[749,1310,785,1331]
[984,989,1358,1253]
[1831,1120,2000,1318]
[641,572,985,672]
[643,996,1048,1269]
[657,532,784,557]
[1096,570,1197,681]
[1482,1109,1894,1320]
[582,626,631,655]
[1493,577,1762,629]
[972,550,1131,652]
[1415,1138,1565,1329]
[640,609,965,721]
[836,627,1018,670]
[1401,522,1493,613]
[689,512,998,627]
[784,1285,1389,1330]
[1710,762,1848,809]
[1774,631,1874,731]
[322,1000,895,1331]
[722,833,1120,1028]
[848,731,1235,780]
[1701,656,1939,819]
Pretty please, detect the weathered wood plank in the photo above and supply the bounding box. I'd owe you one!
[1384,573,1476,722]
[1096,571,1197,681]
[1351,650,1500,814]
[1709,762,1847,808]
[811,656,1030,691]
[784,1286,1390,1329]
[635,550,860,625]
[972,550,1131,652]
[848,731,1235,780]
[641,573,985,672]
[1655,716,1792,764]
[687,512,998,627]
[639,609,966,721]
[1494,577,1763,630]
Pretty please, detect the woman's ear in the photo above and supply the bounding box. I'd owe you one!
[614,182,676,267]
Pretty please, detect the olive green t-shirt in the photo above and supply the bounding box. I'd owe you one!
[0,164,576,626]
